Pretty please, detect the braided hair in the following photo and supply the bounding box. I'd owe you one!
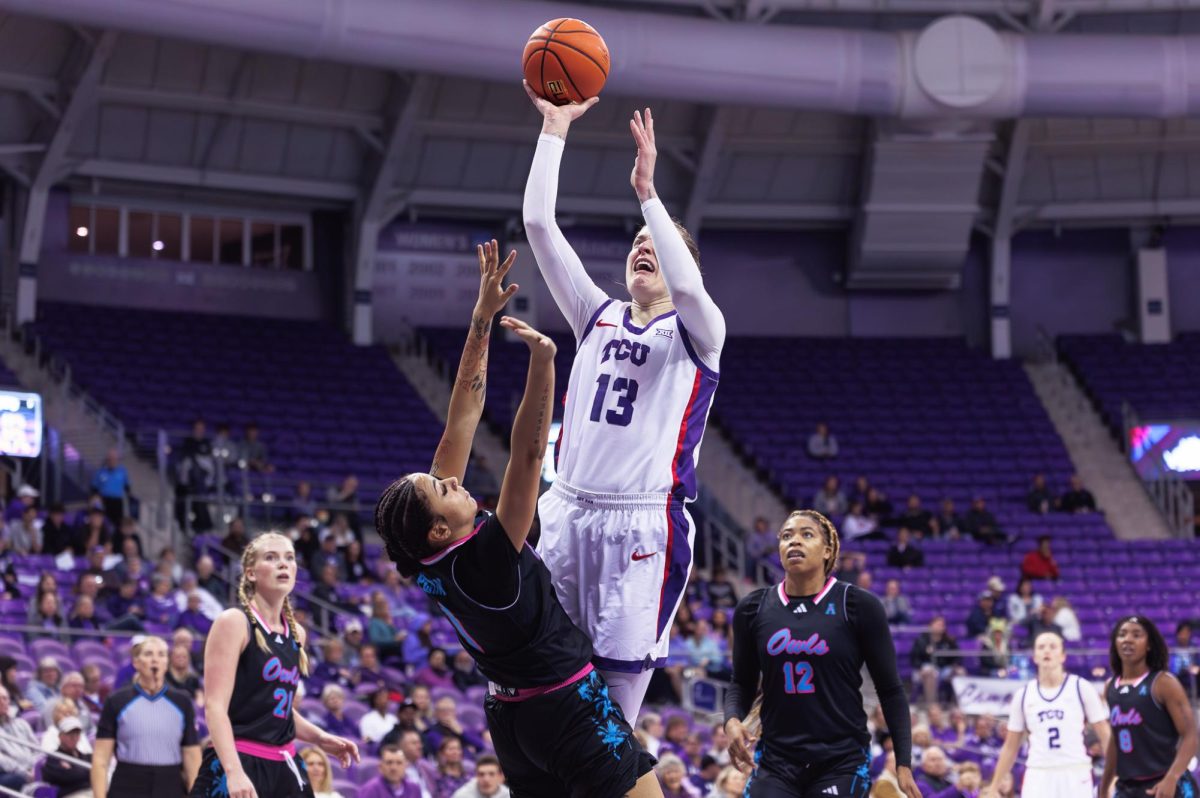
[238,532,309,676]
[1109,614,1169,677]
[374,474,437,578]
[784,509,840,578]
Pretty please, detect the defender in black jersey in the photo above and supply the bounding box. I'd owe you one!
[1100,616,1198,798]
[375,246,658,798]
[725,511,920,798]
[192,533,359,798]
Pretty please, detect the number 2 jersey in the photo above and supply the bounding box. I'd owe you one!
[554,299,719,501]
[228,609,301,746]
[1006,674,1106,768]
[1105,671,1181,781]
[725,578,913,769]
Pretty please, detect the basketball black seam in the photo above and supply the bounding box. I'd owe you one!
[545,49,586,103]
[532,18,570,80]
[538,35,608,79]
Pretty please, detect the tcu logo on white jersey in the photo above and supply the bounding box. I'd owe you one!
[600,339,650,366]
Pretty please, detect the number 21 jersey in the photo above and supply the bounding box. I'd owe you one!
[555,300,719,500]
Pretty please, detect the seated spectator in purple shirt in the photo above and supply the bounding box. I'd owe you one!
[915,746,954,797]
[357,744,422,798]
[932,761,982,798]
[67,595,104,632]
[660,715,690,760]
[927,704,962,746]
[963,715,1002,760]
[32,592,67,642]
[176,592,214,636]
[656,754,701,798]
[5,483,38,522]
[430,737,471,798]
[413,648,455,691]
[422,696,485,757]
[449,649,486,693]
[319,683,359,741]
[310,637,355,695]
[353,644,386,690]
[142,574,179,628]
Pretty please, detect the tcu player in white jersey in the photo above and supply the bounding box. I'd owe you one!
[523,82,725,721]
[985,632,1110,798]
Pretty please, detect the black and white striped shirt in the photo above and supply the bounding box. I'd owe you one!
[97,683,197,765]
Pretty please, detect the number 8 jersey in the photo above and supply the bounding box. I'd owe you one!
[554,299,719,500]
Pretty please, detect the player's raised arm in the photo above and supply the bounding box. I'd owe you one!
[494,316,555,551]
[429,240,519,482]
[630,107,725,369]
[522,82,609,339]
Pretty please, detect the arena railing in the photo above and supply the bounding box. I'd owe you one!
[0,730,91,798]
[1121,401,1196,538]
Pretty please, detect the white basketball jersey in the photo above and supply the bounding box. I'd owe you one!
[1007,675,1106,768]
[554,300,719,499]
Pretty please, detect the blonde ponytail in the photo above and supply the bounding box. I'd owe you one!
[281,596,309,676]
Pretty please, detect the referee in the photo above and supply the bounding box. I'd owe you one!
[92,636,201,798]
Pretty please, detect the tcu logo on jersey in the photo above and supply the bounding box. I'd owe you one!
[600,339,649,366]
[1036,709,1065,722]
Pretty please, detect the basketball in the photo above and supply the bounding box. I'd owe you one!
[523,18,610,106]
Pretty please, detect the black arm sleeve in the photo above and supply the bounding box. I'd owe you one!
[723,591,763,725]
[850,587,913,769]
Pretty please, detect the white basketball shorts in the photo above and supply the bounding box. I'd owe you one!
[1020,765,1094,798]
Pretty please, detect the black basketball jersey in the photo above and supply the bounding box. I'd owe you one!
[417,511,592,689]
[1106,671,1180,781]
[228,609,301,746]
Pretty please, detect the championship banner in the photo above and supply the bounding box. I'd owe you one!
[952,676,1023,716]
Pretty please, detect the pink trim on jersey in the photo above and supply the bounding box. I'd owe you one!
[248,604,289,638]
[489,663,595,703]
[420,519,486,566]
[777,582,789,606]
[1116,670,1153,689]
[235,739,297,761]
[813,576,837,606]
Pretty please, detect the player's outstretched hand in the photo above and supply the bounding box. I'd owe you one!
[226,770,258,798]
[476,239,518,318]
[524,80,598,138]
[725,718,757,773]
[897,766,923,798]
[629,107,657,203]
[319,734,361,768]
[500,316,557,362]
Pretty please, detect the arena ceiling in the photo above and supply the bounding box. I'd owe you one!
[2,0,1200,289]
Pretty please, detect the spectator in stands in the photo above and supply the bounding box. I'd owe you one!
[849,476,872,506]
[143,573,179,628]
[113,516,144,559]
[450,650,486,693]
[327,474,361,536]
[898,495,934,539]
[310,563,347,630]
[194,554,223,597]
[4,484,37,523]
[812,475,848,517]
[174,571,221,619]
[41,502,73,556]
[241,423,273,473]
[299,747,346,798]
[288,514,320,571]
[964,497,1005,546]
[1020,536,1060,582]
[28,656,62,713]
[1050,596,1081,642]
[219,517,249,556]
[409,684,435,733]
[914,746,952,796]
[32,592,67,642]
[79,665,105,716]
[368,594,408,666]
[106,578,146,630]
[312,637,355,696]
[807,422,839,460]
[1169,622,1198,697]
[984,577,1008,616]
[744,516,776,569]
[318,684,357,741]
[92,448,131,527]
[883,579,912,626]
[211,423,238,472]
[425,695,484,757]
[1025,474,1052,515]
[176,591,214,636]
[950,761,982,798]
[978,619,1011,675]
[414,648,455,691]
[912,616,960,706]
[41,698,91,754]
[5,503,42,554]
[431,737,471,798]
[43,716,92,798]
[932,498,963,540]
[0,684,37,788]
[1023,603,1064,640]
[1005,577,1043,626]
[704,565,738,610]
[386,728,434,794]
[887,527,925,569]
[359,744,421,798]
[452,753,509,798]
[174,418,215,533]
[59,671,95,735]
[710,608,734,651]
[707,721,730,768]
[360,686,398,747]
[344,539,371,584]
[661,715,690,760]
[353,644,386,690]
[838,551,866,585]
[68,594,103,633]
[856,571,874,592]
[165,643,202,705]
[843,501,882,542]
[312,532,346,581]
[926,705,959,747]
[292,480,318,520]
[74,508,110,556]
[1057,474,1095,514]
[865,487,894,524]
[965,715,1002,759]
[657,753,701,798]
[966,592,1002,638]
[342,621,365,667]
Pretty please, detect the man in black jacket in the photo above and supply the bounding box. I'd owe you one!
[42,717,91,797]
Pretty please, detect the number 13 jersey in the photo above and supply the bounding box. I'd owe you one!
[554,299,719,501]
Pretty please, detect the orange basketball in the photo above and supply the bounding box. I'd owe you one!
[523,18,610,106]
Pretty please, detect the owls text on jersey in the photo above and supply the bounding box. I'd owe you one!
[554,299,719,499]
[1007,674,1106,768]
